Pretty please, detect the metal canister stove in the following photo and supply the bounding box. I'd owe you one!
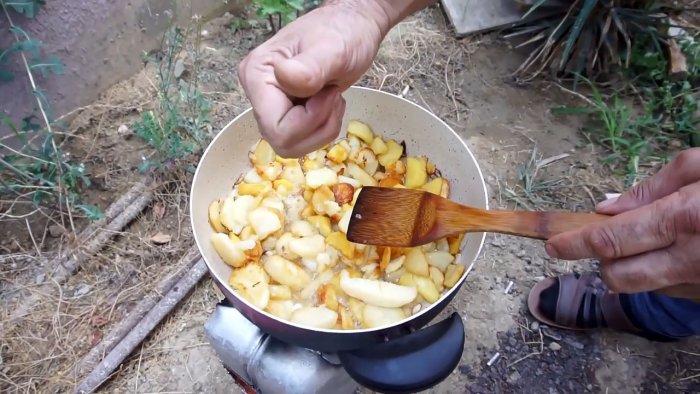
[205,300,359,394]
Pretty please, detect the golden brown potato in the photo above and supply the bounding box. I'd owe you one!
[332,183,355,205]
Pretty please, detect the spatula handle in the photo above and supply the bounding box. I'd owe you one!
[473,210,611,240]
[469,209,700,302]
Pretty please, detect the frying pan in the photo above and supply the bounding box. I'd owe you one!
[190,86,489,393]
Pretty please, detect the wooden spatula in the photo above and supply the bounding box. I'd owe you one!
[346,186,610,247]
[346,187,700,302]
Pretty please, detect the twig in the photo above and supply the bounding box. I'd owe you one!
[673,348,700,357]
[74,258,209,394]
[667,38,689,81]
[554,83,596,107]
[507,327,544,367]
[679,372,700,382]
[71,246,201,379]
[0,178,155,335]
[54,100,154,123]
[24,218,41,256]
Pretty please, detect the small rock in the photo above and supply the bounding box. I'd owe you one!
[75,284,91,297]
[508,337,517,347]
[48,224,64,238]
[586,384,593,391]
[35,273,45,284]
[117,124,130,136]
[458,365,471,375]
[549,342,562,351]
[150,232,172,245]
[174,59,186,78]
[530,321,540,331]
[507,370,521,384]
[564,337,585,350]
[516,249,526,257]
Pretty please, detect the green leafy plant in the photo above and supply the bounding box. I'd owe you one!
[133,24,212,173]
[625,33,700,147]
[506,0,679,83]
[0,0,103,222]
[1,26,63,83]
[253,0,318,33]
[1,114,103,220]
[4,0,45,17]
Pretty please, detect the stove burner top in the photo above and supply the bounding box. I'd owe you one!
[205,302,358,394]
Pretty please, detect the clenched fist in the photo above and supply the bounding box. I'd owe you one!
[545,148,700,297]
[237,0,436,158]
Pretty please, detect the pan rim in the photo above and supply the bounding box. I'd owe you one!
[190,86,489,335]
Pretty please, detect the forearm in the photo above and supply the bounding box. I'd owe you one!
[323,0,437,36]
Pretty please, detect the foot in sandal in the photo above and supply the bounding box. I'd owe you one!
[528,272,700,342]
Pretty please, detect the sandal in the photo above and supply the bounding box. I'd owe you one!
[527,272,676,342]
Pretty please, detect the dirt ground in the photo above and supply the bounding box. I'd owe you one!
[2,4,700,394]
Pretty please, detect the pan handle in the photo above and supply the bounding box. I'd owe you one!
[337,313,465,394]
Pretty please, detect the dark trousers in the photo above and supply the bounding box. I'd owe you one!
[631,292,700,338]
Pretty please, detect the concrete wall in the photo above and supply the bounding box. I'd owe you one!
[0,0,247,138]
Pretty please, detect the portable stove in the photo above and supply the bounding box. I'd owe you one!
[205,300,359,394]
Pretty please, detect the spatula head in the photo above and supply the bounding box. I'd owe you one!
[346,186,440,247]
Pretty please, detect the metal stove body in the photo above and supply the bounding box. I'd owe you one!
[205,301,359,394]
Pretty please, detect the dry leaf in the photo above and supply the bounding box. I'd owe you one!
[90,314,109,328]
[153,202,166,220]
[90,330,103,347]
[150,232,172,245]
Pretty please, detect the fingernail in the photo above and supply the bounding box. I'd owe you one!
[596,196,618,210]
[545,243,559,258]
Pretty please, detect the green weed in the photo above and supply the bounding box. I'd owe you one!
[133,24,212,173]
[502,146,568,210]
[552,31,700,186]
[0,1,103,222]
[252,0,320,33]
[625,34,700,147]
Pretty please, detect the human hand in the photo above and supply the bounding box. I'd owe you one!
[544,148,700,296]
[237,2,387,158]
[238,0,435,158]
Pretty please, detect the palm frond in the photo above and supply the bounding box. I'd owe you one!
[507,0,681,83]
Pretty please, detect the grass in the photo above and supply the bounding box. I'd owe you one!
[500,146,577,211]
[551,32,700,186]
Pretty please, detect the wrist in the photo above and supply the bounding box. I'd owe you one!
[323,0,436,37]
